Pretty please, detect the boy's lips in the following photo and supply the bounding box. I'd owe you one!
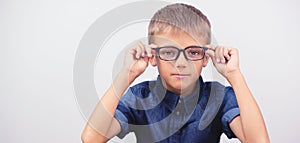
[171,73,190,79]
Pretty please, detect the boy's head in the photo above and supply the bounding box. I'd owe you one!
[148,3,211,95]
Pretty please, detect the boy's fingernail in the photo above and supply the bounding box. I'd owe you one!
[216,58,220,63]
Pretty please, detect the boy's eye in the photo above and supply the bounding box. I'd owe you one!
[186,48,203,57]
[160,48,177,57]
[189,50,200,55]
[162,51,175,55]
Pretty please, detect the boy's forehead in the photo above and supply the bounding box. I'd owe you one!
[151,32,206,47]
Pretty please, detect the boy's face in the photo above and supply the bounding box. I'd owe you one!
[151,31,209,95]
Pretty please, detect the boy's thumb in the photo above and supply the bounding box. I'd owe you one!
[205,49,218,65]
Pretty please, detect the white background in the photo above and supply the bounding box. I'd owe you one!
[1,0,300,143]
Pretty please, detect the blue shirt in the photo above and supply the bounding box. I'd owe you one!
[115,76,240,143]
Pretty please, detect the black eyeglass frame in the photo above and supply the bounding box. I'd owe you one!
[151,46,208,61]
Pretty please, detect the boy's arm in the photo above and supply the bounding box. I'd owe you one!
[81,73,129,143]
[206,46,270,143]
[81,41,156,143]
[228,71,270,143]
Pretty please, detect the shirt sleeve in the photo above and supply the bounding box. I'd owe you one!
[221,86,240,139]
[114,88,136,139]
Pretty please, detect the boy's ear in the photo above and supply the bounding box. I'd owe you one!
[202,55,209,67]
[149,55,157,67]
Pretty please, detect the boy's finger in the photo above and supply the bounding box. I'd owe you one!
[149,44,158,48]
[137,42,146,58]
[205,49,215,58]
[220,47,226,63]
[135,44,141,59]
[145,47,152,57]
[129,49,136,55]
[149,44,158,56]
[223,47,231,61]
[206,49,218,65]
[145,45,154,57]
[229,48,238,56]
[214,46,222,63]
[205,45,216,51]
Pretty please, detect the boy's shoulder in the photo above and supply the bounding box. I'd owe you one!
[202,81,234,99]
[121,80,162,109]
[203,81,228,91]
[129,80,152,99]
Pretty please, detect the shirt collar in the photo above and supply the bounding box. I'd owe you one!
[152,75,204,111]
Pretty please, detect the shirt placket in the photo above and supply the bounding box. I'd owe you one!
[169,98,185,142]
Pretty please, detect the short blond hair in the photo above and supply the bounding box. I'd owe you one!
[148,3,211,45]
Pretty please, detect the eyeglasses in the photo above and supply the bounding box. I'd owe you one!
[152,46,208,61]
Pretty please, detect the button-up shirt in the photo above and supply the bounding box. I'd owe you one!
[115,76,240,143]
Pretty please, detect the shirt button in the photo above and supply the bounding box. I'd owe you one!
[176,111,180,115]
[178,100,182,104]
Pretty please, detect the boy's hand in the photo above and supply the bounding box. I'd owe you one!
[205,46,241,79]
[121,41,157,83]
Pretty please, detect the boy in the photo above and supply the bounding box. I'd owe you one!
[82,3,269,143]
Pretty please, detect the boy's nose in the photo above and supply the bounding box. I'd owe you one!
[175,52,187,68]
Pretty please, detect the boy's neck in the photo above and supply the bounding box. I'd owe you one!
[161,80,198,96]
